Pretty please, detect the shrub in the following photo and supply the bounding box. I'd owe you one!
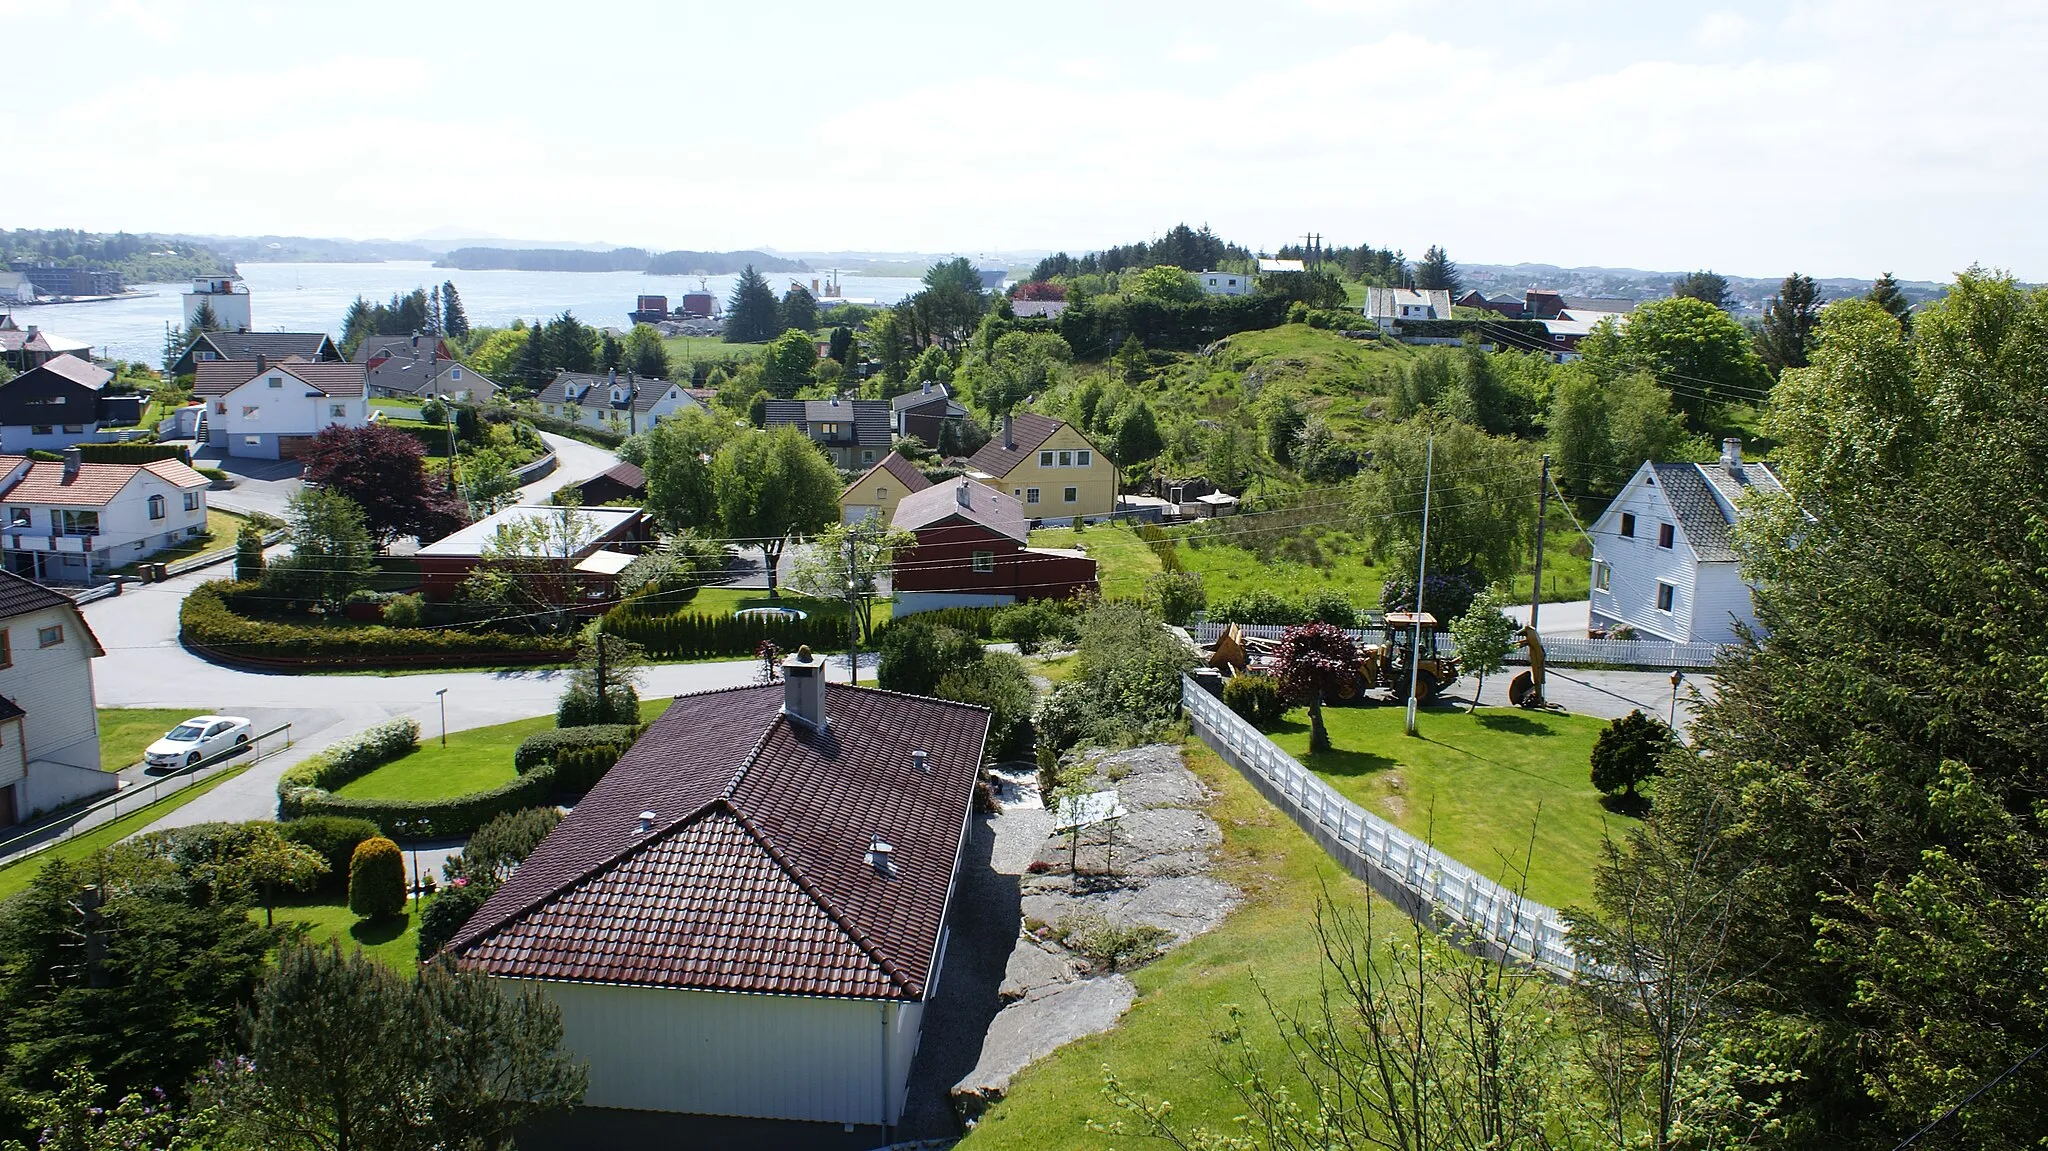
[294,765,562,840]
[444,807,562,889]
[348,836,407,919]
[991,601,1076,655]
[77,442,190,464]
[1210,587,1298,625]
[1038,601,1200,757]
[878,619,984,697]
[935,650,1036,762]
[1590,710,1673,801]
[1299,587,1360,628]
[1055,912,1173,972]
[1035,683,1092,759]
[514,725,640,774]
[234,526,267,583]
[199,466,231,486]
[556,684,639,728]
[277,718,420,817]
[381,593,425,627]
[600,604,845,660]
[1380,565,1484,624]
[1223,674,1287,729]
[552,744,624,793]
[280,816,384,894]
[417,879,489,960]
[1145,570,1206,627]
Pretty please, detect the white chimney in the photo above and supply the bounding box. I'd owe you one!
[911,749,929,774]
[1721,437,1744,475]
[956,482,971,509]
[637,810,656,833]
[921,381,931,395]
[782,644,827,729]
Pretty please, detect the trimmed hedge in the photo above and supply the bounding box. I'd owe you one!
[348,836,407,918]
[183,579,576,668]
[77,442,191,465]
[280,815,384,894]
[1394,317,1553,343]
[277,717,420,816]
[514,725,640,773]
[554,745,626,793]
[601,607,844,660]
[292,765,561,840]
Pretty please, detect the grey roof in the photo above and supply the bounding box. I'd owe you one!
[892,382,953,412]
[366,357,495,398]
[538,371,676,415]
[1561,296,1635,316]
[893,477,1027,542]
[176,331,339,372]
[762,398,891,448]
[1651,461,1784,562]
[351,333,451,364]
[15,353,111,391]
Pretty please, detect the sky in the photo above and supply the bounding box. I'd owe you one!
[8,0,2045,282]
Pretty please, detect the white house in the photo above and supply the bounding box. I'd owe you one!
[1362,287,1454,327]
[450,655,990,1144]
[1257,257,1307,274]
[0,450,212,583]
[193,358,369,459]
[183,276,252,332]
[536,371,701,435]
[1587,439,1786,644]
[1196,269,1254,296]
[0,570,109,827]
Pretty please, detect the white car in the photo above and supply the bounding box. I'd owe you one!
[143,715,253,771]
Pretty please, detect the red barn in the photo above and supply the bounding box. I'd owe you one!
[889,477,1096,614]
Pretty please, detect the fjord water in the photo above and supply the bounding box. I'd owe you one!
[20,261,929,365]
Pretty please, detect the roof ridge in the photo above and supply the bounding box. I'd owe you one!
[826,679,994,717]
[724,802,919,996]
[723,711,785,802]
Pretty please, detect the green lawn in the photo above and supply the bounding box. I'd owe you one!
[0,765,252,903]
[111,508,250,577]
[1027,525,1162,600]
[961,738,1384,1148]
[97,707,210,773]
[334,699,674,802]
[662,335,766,366]
[371,398,425,418]
[1269,705,1624,908]
[269,896,423,975]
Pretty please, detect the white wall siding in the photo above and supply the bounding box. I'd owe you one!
[524,981,913,1125]
[1688,562,1759,645]
[17,758,116,818]
[0,605,99,770]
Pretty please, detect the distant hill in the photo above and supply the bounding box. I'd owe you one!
[436,247,809,276]
[184,234,435,264]
[1459,262,1951,315]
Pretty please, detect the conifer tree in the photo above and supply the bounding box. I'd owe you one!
[1754,271,1822,375]
[441,279,470,337]
[1867,271,1913,333]
[780,285,819,334]
[1414,244,1462,296]
[725,265,781,343]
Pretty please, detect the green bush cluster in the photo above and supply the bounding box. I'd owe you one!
[77,442,191,464]
[556,684,639,728]
[552,745,626,793]
[1209,586,1360,628]
[418,879,488,960]
[991,601,1080,654]
[1037,601,1199,758]
[182,580,576,667]
[515,405,627,447]
[279,815,384,895]
[599,607,843,660]
[276,718,420,816]
[347,836,407,919]
[1222,674,1287,730]
[513,725,640,774]
[880,619,988,697]
[1055,292,1291,353]
[421,806,565,960]
[198,466,231,485]
[1145,570,1207,627]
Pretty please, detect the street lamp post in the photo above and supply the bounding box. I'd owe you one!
[435,687,448,747]
[440,394,458,495]
[1668,669,1683,731]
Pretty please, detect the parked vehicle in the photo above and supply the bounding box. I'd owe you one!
[143,714,252,771]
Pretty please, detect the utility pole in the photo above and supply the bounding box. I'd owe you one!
[1530,454,1550,633]
[1406,434,1434,737]
[845,528,861,685]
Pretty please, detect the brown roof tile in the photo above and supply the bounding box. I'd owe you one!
[965,411,1067,477]
[449,682,990,1000]
[1,461,143,506]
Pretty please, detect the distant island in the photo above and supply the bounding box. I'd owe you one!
[436,247,810,276]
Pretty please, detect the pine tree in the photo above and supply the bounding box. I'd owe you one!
[780,285,819,334]
[725,265,781,343]
[427,284,442,335]
[515,320,551,391]
[1414,245,1462,296]
[1867,271,1913,334]
[441,280,470,337]
[191,298,222,331]
[827,325,853,364]
[1754,272,1823,376]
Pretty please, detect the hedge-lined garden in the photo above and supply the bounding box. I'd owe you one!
[183,579,576,668]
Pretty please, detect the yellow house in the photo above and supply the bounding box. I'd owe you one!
[965,413,1117,519]
[839,451,932,524]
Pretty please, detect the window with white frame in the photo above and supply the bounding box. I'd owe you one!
[59,510,98,536]
[1057,450,1073,466]
[972,551,994,572]
[1593,561,1610,592]
[37,625,61,648]
[329,404,346,418]
[1064,486,1078,503]
[267,376,283,388]
[62,424,83,434]
[1656,581,1675,611]
[1025,487,1040,504]
[1038,451,1054,467]
[244,436,261,446]
[6,508,28,529]
[147,494,166,520]
[183,492,200,512]
[29,426,50,436]
[1658,522,1675,549]
[1076,450,1091,467]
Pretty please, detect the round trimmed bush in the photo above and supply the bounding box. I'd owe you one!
[347,835,407,919]
[281,816,383,894]
[1223,674,1287,730]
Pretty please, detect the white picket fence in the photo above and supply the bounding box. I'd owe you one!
[1182,675,1583,975]
[1189,622,1722,670]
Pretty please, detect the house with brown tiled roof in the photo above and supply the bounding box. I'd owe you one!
[447,651,991,1140]
[962,411,1117,520]
[838,449,930,524]
[0,449,210,583]
[193,356,369,459]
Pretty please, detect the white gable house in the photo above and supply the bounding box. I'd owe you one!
[193,359,369,459]
[1587,439,1786,645]
[537,371,702,435]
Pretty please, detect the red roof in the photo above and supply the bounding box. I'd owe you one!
[450,682,990,1000]
[0,457,204,507]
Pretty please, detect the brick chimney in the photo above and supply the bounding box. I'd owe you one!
[956,480,972,509]
[1002,413,1014,450]
[255,354,268,373]
[1721,437,1744,476]
[62,447,81,480]
[782,644,827,729]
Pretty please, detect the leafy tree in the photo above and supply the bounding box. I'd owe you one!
[267,488,377,609]
[724,265,782,343]
[826,325,853,364]
[1145,569,1205,627]
[711,426,840,598]
[1273,622,1362,753]
[1414,244,1461,296]
[1670,269,1733,310]
[878,617,984,697]
[780,285,819,334]
[1449,586,1517,712]
[1753,272,1822,376]
[468,499,606,621]
[1586,296,1771,426]
[788,519,912,659]
[1126,265,1203,304]
[440,279,469,337]
[863,307,915,394]
[623,323,669,379]
[458,447,521,518]
[1113,400,1163,467]
[463,325,528,387]
[761,328,819,398]
[1866,270,1913,333]
[0,850,272,1106]
[641,407,734,532]
[443,807,563,891]
[1354,412,1537,588]
[1547,366,1692,496]
[1260,392,1307,467]
[907,257,987,347]
[1604,270,2048,1147]
[1588,709,1672,800]
[137,821,326,928]
[346,836,405,919]
[298,423,466,545]
[935,649,1037,761]
[962,331,1069,419]
[207,943,585,1151]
